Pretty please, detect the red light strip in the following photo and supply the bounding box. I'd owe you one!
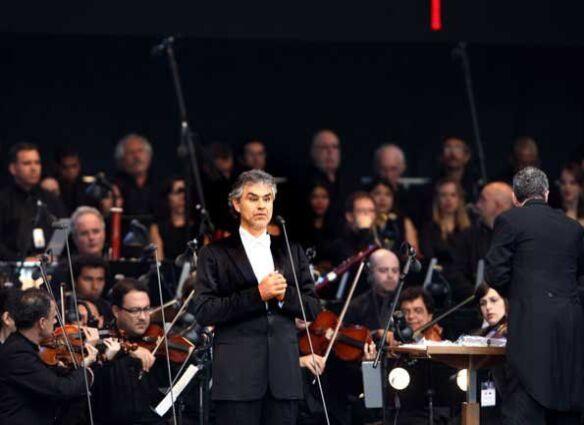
[431,0,442,31]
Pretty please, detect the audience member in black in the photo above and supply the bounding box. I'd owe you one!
[558,162,584,226]
[240,139,267,171]
[303,129,348,227]
[296,183,336,264]
[203,141,238,232]
[92,278,172,425]
[420,178,471,268]
[447,182,513,303]
[150,176,192,260]
[71,206,107,257]
[0,288,101,425]
[54,146,88,214]
[496,136,540,184]
[0,143,67,260]
[368,177,419,254]
[0,287,16,344]
[113,133,158,223]
[72,255,113,325]
[372,143,412,217]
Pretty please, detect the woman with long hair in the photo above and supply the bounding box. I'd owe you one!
[559,162,584,226]
[367,177,419,254]
[420,178,470,266]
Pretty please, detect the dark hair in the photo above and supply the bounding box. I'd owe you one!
[344,190,376,214]
[365,177,395,196]
[72,255,109,283]
[0,287,17,329]
[111,278,149,308]
[513,166,549,203]
[55,145,80,163]
[12,288,52,330]
[156,175,185,220]
[474,282,508,312]
[399,286,435,315]
[9,142,40,164]
[560,162,584,220]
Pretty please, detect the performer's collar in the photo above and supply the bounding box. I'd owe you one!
[239,226,270,247]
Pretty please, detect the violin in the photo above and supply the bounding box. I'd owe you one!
[136,324,194,364]
[420,323,443,342]
[39,324,137,368]
[298,310,373,362]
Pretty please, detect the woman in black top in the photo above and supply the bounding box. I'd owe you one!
[420,178,470,267]
[149,176,191,261]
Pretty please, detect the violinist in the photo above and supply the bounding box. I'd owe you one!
[91,278,169,425]
[193,170,320,425]
[399,286,442,341]
[474,282,507,339]
[0,288,99,425]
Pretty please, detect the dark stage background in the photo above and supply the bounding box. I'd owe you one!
[1,2,584,183]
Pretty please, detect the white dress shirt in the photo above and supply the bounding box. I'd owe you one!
[239,226,283,308]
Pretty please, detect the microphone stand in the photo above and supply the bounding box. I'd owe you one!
[452,42,488,189]
[153,36,216,239]
[278,216,331,425]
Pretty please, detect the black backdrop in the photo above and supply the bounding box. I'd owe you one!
[1,34,583,183]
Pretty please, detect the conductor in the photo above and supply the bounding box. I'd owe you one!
[485,166,584,425]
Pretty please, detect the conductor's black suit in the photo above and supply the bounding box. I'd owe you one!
[193,232,320,424]
[485,199,584,424]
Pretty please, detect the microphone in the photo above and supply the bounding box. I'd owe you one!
[32,200,45,226]
[175,239,198,267]
[139,243,157,263]
[401,242,422,273]
[151,36,175,56]
[275,215,286,226]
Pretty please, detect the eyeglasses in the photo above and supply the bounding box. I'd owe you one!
[119,306,152,316]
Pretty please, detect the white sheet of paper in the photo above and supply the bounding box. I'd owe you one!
[154,364,200,417]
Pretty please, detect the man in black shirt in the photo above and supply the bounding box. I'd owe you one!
[0,288,98,425]
[92,278,172,425]
[0,143,66,260]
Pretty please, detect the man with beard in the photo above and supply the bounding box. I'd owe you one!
[91,278,172,425]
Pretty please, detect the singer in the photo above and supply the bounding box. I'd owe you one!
[193,170,320,425]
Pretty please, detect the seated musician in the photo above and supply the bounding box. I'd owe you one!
[474,282,507,338]
[72,254,113,324]
[0,286,16,344]
[0,288,100,425]
[399,286,442,341]
[91,278,180,425]
[345,248,400,346]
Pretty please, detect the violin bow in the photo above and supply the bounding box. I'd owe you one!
[150,246,179,425]
[62,225,97,425]
[150,289,196,357]
[322,260,366,363]
[278,216,331,425]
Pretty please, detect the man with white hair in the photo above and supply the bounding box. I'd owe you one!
[71,206,106,257]
[113,133,158,219]
[373,143,412,216]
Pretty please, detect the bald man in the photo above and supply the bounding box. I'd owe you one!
[447,182,514,305]
[345,249,400,333]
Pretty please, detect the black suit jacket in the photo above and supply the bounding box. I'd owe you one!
[485,199,584,411]
[193,233,320,401]
[0,332,88,425]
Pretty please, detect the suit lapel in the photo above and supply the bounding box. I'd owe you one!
[224,233,257,287]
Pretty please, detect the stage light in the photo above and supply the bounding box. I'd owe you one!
[388,367,411,391]
[456,369,468,391]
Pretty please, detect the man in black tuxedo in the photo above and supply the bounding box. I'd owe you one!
[485,167,584,425]
[193,170,320,425]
